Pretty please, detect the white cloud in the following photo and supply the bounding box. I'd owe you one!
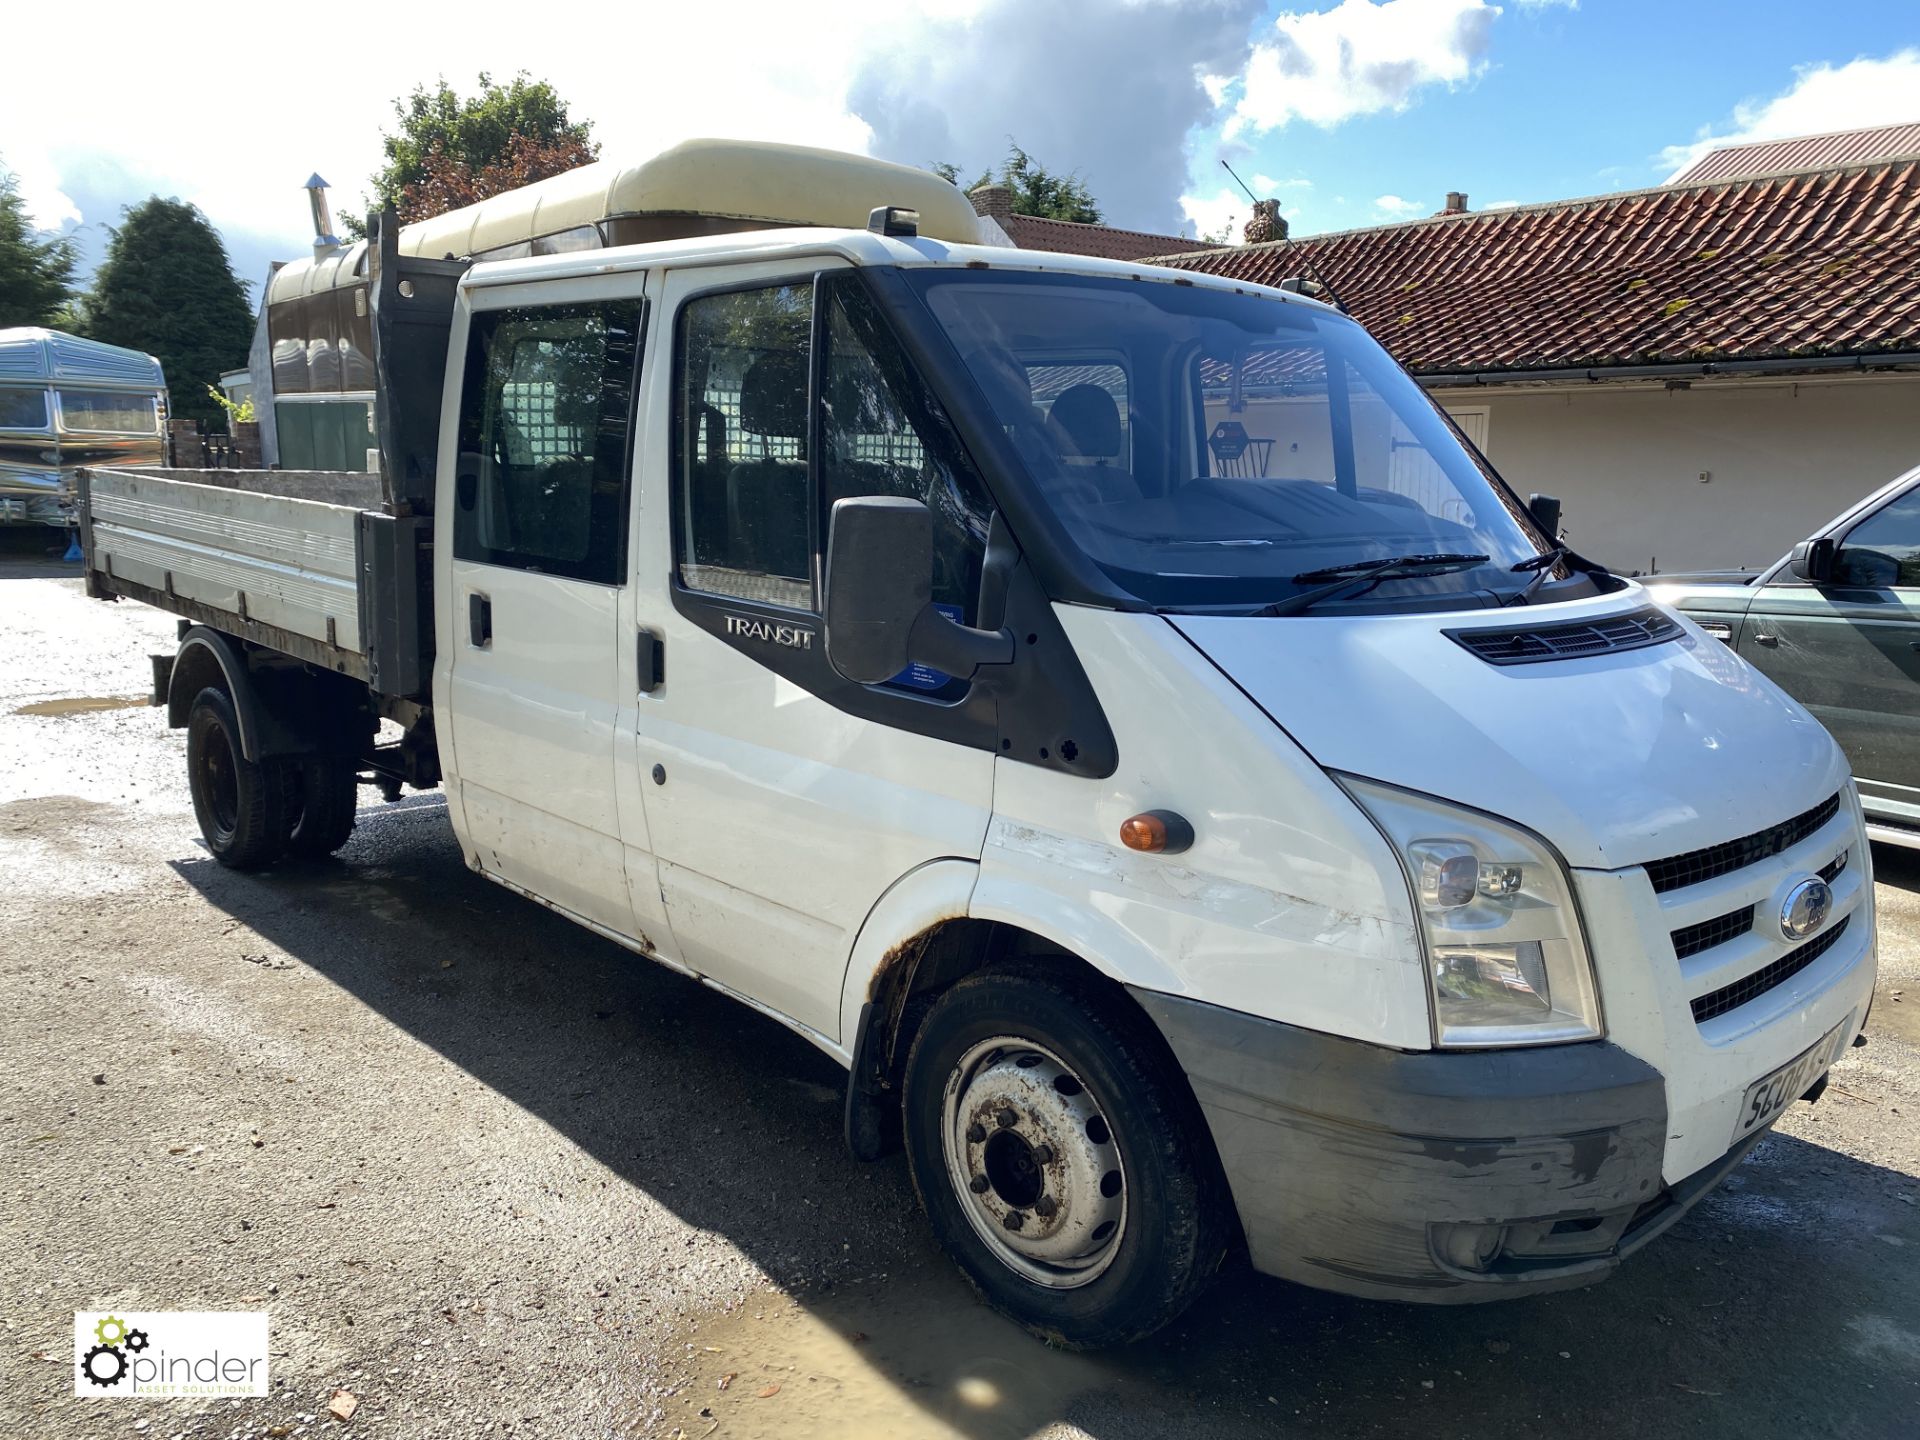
[1660,49,1920,178]
[1252,173,1313,191]
[3,150,81,231]
[1373,193,1424,216]
[0,0,992,282]
[1180,188,1245,242]
[1228,0,1500,137]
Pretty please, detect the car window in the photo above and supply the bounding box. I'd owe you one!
[1838,490,1920,588]
[822,276,994,635]
[676,281,815,609]
[59,389,158,435]
[453,299,644,585]
[0,388,49,429]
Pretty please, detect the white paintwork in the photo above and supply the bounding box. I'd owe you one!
[974,607,1429,1048]
[620,260,996,1042]
[434,269,677,956]
[87,469,363,653]
[1172,590,1849,870]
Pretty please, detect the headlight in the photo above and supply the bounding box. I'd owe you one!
[1340,775,1603,1048]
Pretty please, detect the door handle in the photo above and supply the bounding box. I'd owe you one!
[1753,632,1779,646]
[637,628,664,693]
[469,593,492,648]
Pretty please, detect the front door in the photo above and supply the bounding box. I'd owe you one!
[626,262,998,1042]
[441,282,660,940]
[1738,484,1920,814]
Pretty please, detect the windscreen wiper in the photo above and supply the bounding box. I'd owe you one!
[1504,545,1570,606]
[1255,552,1491,617]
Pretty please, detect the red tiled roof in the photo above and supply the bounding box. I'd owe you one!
[1669,122,1920,185]
[998,211,1225,263]
[1151,159,1920,378]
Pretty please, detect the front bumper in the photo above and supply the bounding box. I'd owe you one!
[1134,988,1774,1303]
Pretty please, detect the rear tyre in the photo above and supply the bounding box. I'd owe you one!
[186,685,286,870]
[902,962,1231,1349]
[282,757,360,858]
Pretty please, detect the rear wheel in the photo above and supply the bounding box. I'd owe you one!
[902,962,1231,1348]
[281,757,359,858]
[186,686,286,870]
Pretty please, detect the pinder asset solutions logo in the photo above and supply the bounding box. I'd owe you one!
[74,1311,269,1397]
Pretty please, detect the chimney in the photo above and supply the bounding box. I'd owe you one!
[967,182,1015,224]
[1442,191,1469,215]
[305,173,341,257]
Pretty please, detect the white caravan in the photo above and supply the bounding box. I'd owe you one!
[81,140,1876,1347]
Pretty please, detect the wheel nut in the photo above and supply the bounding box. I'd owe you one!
[969,1175,991,1194]
[965,1123,987,1144]
[1033,1144,1055,1165]
[996,1108,1018,1129]
[1034,1195,1059,1218]
[1003,1211,1025,1231]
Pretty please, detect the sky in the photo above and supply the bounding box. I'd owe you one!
[3,0,1918,302]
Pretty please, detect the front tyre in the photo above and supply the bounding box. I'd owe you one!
[902,963,1231,1348]
[185,685,287,870]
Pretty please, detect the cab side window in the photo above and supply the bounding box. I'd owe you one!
[676,282,815,609]
[1838,491,1920,588]
[453,300,643,585]
[821,277,994,626]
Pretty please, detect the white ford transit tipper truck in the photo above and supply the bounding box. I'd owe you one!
[80,140,1876,1348]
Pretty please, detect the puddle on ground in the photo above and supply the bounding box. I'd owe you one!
[12,695,150,717]
[650,1266,1107,1440]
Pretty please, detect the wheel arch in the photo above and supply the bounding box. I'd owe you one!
[839,860,1212,1168]
[168,628,265,758]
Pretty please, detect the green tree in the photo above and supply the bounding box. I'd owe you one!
[82,198,253,429]
[353,72,598,231]
[0,164,78,328]
[931,144,1102,224]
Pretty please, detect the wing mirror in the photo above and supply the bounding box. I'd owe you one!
[1527,492,1562,538]
[1788,536,1835,584]
[824,497,1014,686]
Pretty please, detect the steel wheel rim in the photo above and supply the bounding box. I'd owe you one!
[201,719,239,836]
[940,1035,1128,1289]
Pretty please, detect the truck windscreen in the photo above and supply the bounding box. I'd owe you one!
[912,271,1552,611]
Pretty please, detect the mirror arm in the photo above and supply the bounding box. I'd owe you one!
[907,605,1015,681]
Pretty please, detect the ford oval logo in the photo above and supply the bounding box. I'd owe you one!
[1781,878,1833,941]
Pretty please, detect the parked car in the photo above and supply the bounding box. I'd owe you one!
[1656,462,1920,847]
[79,139,1874,1347]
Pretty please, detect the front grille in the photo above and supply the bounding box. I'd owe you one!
[1644,793,1842,894]
[1447,606,1681,666]
[1671,905,1755,959]
[1819,850,1849,883]
[1691,915,1851,1024]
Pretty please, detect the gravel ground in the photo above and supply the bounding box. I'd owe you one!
[2,542,1917,1440]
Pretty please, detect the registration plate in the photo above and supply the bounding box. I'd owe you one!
[1733,1020,1850,1142]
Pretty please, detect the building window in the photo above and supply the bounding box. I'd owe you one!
[453,300,644,585]
[676,281,815,609]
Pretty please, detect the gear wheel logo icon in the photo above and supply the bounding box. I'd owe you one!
[124,1328,150,1354]
[81,1342,127,1387]
[93,1315,128,1347]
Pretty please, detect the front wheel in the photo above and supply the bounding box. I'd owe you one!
[902,963,1232,1348]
